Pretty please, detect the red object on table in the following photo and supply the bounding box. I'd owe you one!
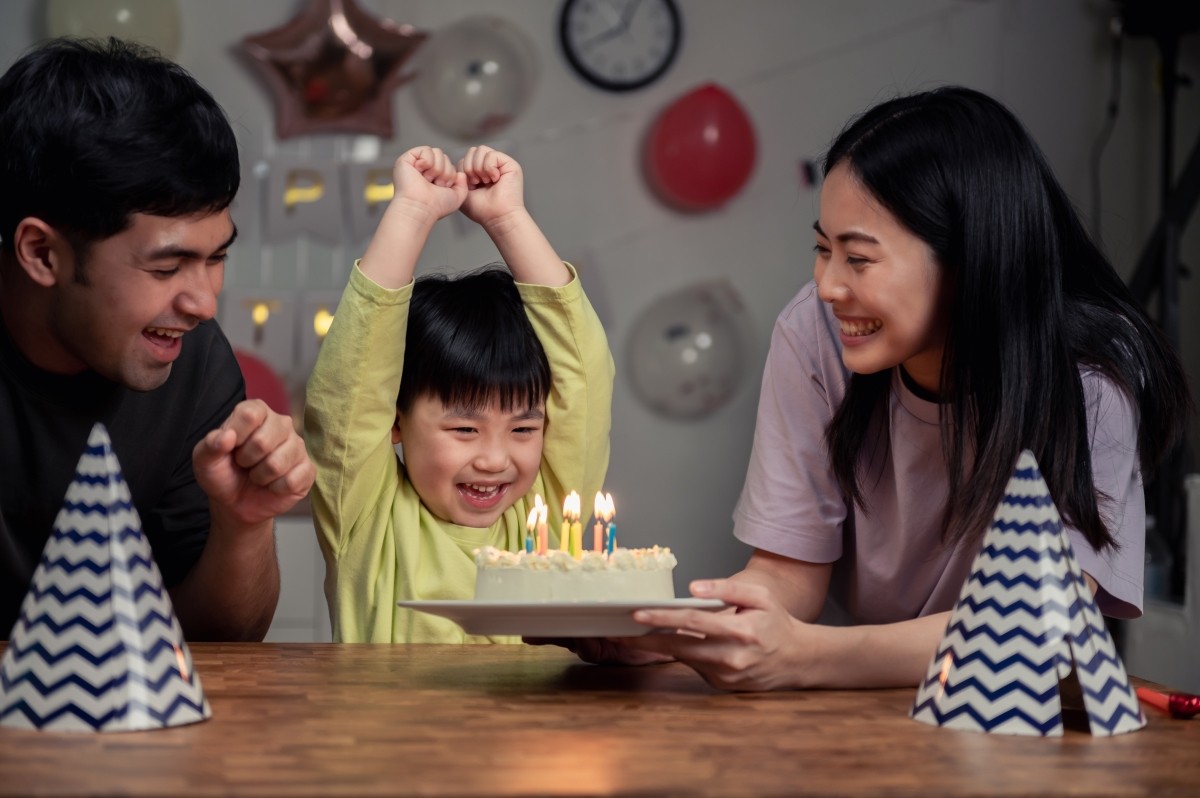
[1136,686,1200,719]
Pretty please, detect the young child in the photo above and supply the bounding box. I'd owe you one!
[304,146,613,643]
[544,85,1192,688]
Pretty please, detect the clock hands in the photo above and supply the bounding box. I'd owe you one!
[578,0,645,51]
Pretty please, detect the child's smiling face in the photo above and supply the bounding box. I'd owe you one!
[813,163,950,393]
[393,394,546,527]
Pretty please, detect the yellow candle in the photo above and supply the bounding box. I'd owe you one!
[562,491,582,558]
[570,520,582,558]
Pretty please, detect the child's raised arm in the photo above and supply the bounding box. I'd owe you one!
[359,146,467,289]
[457,146,571,287]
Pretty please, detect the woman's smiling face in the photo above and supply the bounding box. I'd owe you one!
[813,163,950,393]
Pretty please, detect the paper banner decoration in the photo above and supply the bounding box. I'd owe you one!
[0,424,210,732]
[344,159,397,244]
[219,291,297,383]
[263,159,344,244]
[910,450,1145,737]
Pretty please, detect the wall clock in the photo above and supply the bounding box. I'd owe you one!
[559,0,682,92]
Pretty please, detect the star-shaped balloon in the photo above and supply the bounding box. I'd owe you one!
[241,0,427,139]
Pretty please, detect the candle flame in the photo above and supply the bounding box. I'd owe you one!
[563,490,581,523]
[594,491,606,521]
[174,644,190,680]
[526,505,538,533]
[936,652,953,700]
[603,492,615,523]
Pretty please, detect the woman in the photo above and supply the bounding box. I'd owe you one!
[547,85,1192,690]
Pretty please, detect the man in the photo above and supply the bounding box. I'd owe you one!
[0,37,315,641]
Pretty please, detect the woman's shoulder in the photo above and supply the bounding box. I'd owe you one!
[1077,366,1138,438]
[1078,367,1132,404]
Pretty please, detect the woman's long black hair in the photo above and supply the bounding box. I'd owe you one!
[822,85,1192,551]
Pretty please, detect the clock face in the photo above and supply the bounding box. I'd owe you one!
[560,0,682,92]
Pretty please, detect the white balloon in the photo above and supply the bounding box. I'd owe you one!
[627,280,749,420]
[412,16,538,141]
[45,0,182,60]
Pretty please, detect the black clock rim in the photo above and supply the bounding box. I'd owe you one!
[558,0,682,92]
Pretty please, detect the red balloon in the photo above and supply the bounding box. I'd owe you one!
[234,350,292,418]
[645,84,757,212]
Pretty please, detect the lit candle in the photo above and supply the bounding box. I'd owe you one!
[524,505,537,554]
[560,491,582,558]
[593,491,605,553]
[604,493,616,555]
[535,494,549,555]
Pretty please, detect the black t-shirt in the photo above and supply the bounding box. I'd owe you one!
[0,316,244,638]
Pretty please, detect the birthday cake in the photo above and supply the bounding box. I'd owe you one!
[473,545,677,602]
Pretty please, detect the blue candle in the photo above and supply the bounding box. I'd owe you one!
[524,534,533,554]
[606,522,616,555]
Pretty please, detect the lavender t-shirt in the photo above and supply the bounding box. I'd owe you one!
[733,282,1145,622]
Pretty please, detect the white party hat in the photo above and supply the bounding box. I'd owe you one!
[0,423,210,732]
[910,450,1145,736]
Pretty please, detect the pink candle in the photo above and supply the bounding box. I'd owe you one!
[593,492,606,553]
[534,495,549,554]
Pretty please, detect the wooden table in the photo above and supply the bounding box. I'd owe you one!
[0,643,1196,796]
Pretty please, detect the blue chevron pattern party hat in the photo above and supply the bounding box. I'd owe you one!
[910,450,1145,736]
[0,423,210,732]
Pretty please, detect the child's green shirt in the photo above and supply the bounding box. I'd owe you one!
[304,263,613,643]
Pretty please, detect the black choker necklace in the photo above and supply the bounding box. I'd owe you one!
[899,365,944,403]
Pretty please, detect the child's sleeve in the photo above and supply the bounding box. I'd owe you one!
[303,263,412,560]
[517,264,614,531]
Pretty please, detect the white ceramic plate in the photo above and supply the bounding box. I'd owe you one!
[396,598,727,637]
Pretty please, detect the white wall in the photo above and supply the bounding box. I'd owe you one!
[3,1,1197,660]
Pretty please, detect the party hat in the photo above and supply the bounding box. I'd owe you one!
[910,450,1145,736]
[0,423,210,732]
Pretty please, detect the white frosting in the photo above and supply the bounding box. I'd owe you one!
[473,545,676,602]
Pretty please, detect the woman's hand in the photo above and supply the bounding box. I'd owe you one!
[620,578,816,692]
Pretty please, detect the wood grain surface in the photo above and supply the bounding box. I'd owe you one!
[0,643,1196,796]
